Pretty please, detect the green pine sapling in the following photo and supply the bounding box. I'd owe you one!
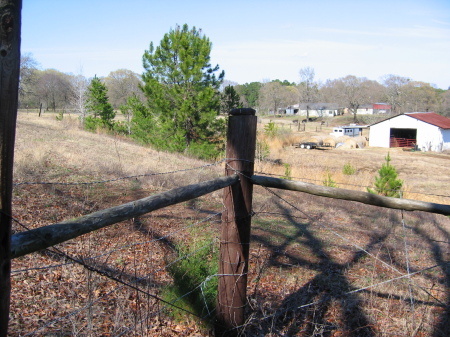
[368,152,403,198]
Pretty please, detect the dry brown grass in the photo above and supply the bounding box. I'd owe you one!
[14,112,222,189]
[256,119,450,205]
[9,112,450,336]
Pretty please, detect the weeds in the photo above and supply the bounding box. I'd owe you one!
[256,137,270,162]
[264,120,278,138]
[161,228,218,328]
[323,171,337,187]
[342,162,356,175]
[281,163,292,180]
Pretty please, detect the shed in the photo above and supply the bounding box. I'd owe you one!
[331,124,367,137]
[368,112,450,152]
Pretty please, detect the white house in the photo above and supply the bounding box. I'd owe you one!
[282,103,342,117]
[369,112,450,152]
[356,103,391,115]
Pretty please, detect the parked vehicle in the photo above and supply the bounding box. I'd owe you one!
[295,142,334,150]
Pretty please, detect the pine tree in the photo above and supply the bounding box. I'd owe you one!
[220,85,242,114]
[85,75,115,129]
[127,94,155,144]
[368,153,403,198]
[141,24,225,157]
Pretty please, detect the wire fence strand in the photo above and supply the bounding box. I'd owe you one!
[8,159,450,336]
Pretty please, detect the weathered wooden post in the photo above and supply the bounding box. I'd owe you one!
[0,1,21,336]
[216,108,257,336]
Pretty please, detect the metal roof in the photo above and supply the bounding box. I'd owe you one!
[369,112,450,129]
[405,112,450,129]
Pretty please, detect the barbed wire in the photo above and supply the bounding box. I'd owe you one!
[13,159,226,187]
[234,165,448,306]
[401,209,415,312]
[11,212,222,274]
[7,207,222,336]
[236,262,447,333]
[258,184,446,307]
[8,158,450,335]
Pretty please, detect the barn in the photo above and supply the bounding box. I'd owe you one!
[369,112,450,152]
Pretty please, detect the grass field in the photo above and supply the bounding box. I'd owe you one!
[8,111,450,336]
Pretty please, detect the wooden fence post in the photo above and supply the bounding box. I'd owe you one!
[0,1,22,336]
[216,108,257,336]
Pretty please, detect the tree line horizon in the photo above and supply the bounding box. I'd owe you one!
[18,24,450,159]
[19,55,450,114]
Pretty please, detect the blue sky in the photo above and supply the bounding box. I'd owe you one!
[22,0,450,89]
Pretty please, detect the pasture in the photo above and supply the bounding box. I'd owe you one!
[9,111,450,336]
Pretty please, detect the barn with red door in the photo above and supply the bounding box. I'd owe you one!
[368,112,450,152]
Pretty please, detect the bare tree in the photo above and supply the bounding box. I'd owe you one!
[333,75,370,122]
[18,53,39,108]
[404,81,440,113]
[71,73,89,126]
[382,74,410,114]
[440,90,450,117]
[258,81,296,115]
[104,69,143,109]
[34,69,73,112]
[298,67,318,122]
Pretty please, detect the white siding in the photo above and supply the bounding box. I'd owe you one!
[297,109,338,117]
[356,107,374,115]
[443,130,450,150]
[369,114,448,152]
[297,109,321,117]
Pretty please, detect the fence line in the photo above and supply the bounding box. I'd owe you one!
[251,175,450,216]
[11,212,222,274]
[9,163,450,335]
[11,175,239,258]
[13,160,225,187]
[6,110,450,335]
[12,163,450,200]
[9,161,450,334]
[255,170,450,199]
[9,207,223,336]
[237,177,449,334]
[243,163,449,314]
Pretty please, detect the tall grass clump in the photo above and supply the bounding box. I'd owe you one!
[162,229,218,328]
[281,163,292,180]
[256,136,270,162]
[264,120,278,138]
[342,162,356,175]
[323,171,337,187]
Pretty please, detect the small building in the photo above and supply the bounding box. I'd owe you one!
[356,103,392,115]
[282,103,342,117]
[330,124,367,137]
[369,112,450,152]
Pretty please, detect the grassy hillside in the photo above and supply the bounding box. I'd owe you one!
[8,111,450,336]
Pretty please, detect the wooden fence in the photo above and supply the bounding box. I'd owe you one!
[0,1,22,336]
[1,4,450,335]
[3,106,450,335]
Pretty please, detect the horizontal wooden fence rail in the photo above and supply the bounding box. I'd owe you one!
[11,175,240,259]
[251,175,450,216]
